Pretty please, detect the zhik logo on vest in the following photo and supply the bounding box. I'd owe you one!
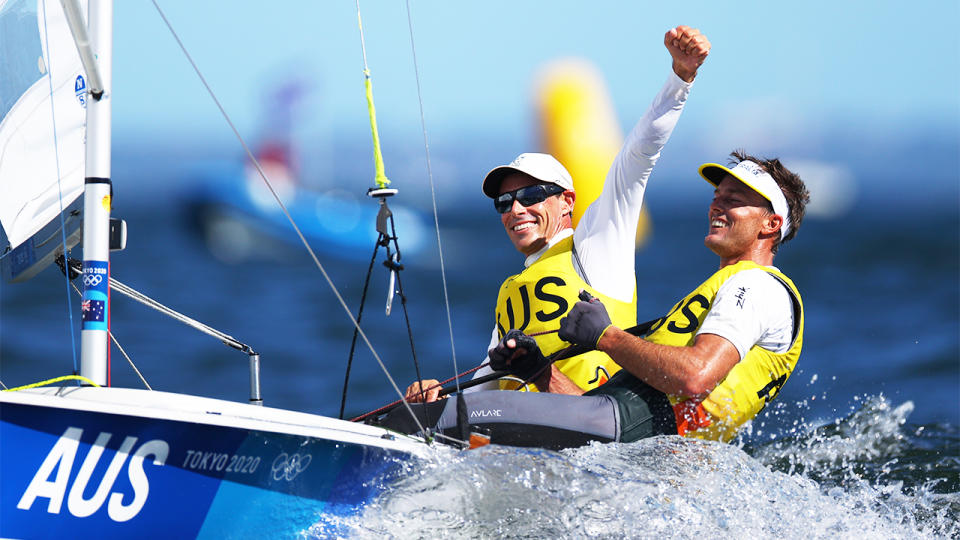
[17,427,169,522]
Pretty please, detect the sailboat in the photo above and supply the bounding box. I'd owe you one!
[184,158,431,264]
[183,79,431,264]
[0,1,435,536]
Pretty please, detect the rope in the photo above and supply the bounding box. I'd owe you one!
[353,331,559,422]
[40,0,79,375]
[150,0,428,433]
[403,0,461,397]
[62,257,249,353]
[344,0,426,435]
[339,242,380,419]
[356,319,660,425]
[431,431,469,446]
[351,361,490,422]
[386,213,428,408]
[340,212,427,422]
[64,276,152,390]
[3,375,100,392]
[356,1,390,189]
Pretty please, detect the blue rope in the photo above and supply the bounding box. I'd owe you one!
[40,0,80,375]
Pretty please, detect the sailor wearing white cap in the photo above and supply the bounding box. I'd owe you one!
[405,25,711,403]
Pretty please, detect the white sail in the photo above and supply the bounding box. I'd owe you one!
[0,0,86,250]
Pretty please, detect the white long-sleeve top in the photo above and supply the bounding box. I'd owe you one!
[469,72,693,388]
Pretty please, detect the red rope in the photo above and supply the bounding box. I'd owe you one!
[350,329,560,422]
[350,362,490,422]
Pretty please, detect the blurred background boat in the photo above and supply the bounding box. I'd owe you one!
[182,79,430,263]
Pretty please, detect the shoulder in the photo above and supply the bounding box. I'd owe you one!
[717,268,790,303]
[720,267,783,288]
[711,269,794,336]
[701,268,795,356]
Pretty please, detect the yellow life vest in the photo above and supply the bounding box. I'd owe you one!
[644,260,804,442]
[494,236,636,392]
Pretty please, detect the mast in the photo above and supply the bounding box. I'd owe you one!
[76,0,113,385]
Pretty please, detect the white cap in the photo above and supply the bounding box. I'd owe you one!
[482,153,574,198]
[699,160,792,240]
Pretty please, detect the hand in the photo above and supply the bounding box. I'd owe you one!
[488,329,549,381]
[404,379,443,403]
[664,25,710,82]
[559,290,613,348]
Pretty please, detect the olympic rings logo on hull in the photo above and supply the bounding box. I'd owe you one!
[271,452,312,481]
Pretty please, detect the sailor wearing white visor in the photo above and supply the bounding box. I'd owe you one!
[699,159,793,242]
[553,151,812,442]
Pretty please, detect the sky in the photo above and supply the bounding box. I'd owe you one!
[105,1,959,212]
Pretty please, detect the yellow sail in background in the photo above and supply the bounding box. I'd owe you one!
[534,59,650,246]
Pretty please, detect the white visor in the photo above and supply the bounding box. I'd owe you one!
[699,160,791,241]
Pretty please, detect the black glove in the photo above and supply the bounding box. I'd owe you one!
[488,329,549,381]
[558,290,613,348]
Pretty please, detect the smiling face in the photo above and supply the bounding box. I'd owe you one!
[498,172,575,256]
[705,175,782,266]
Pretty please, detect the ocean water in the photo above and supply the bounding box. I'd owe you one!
[1,178,958,537]
[327,403,958,538]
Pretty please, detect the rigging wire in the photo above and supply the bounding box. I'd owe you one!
[403,0,462,394]
[60,256,248,357]
[150,0,425,433]
[40,0,80,376]
[65,278,152,390]
[350,0,429,436]
[107,327,151,390]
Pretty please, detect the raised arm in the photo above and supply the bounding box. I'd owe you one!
[665,25,711,83]
[574,26,710,302]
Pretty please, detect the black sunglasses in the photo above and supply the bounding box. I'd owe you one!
[494,184,565,214]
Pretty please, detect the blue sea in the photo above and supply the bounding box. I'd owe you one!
[1,158,958,537]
